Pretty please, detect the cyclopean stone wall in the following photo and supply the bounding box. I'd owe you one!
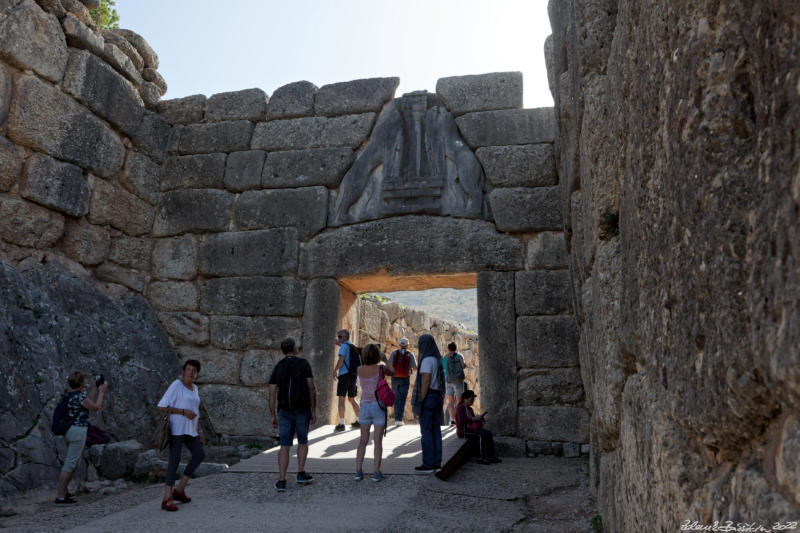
[547,0,800,529]
[0,0,586,502]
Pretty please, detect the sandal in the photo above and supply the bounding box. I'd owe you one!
[161,499,178,511]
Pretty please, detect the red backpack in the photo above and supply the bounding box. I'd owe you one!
[393,350,411,377]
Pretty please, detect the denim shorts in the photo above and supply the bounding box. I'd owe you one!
[278,409,311,446]
[446,381,464,396]
[358,401,386,427]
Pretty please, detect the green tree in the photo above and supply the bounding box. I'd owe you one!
[90,0,119,30]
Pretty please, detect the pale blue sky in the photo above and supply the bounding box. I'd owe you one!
[114,0,554,108]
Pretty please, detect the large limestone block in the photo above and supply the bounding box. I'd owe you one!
[20,153,89,217]
[251,317,303,349]
[200,277,305,316]
[198,228,298,277]
[88,176,154,236]
[518,368,585,405]
[515,270,572,316]
[61,12,104,55]
[177,345,241,385]
[0,61,12,126]
[489,187,562,232]
[261,148,353,189]
[436,72,523,116]
[60,219,110,265]
[95,261,147,292]
[131,110,170,164]
[173,121,253,155]
[516,315,579,368]
[0,196,64,247]
[157,311,208,345]
[142,68,167,94]
[455,108,555,148]
[161,153,226,191]
[8,75,125,177]
[267,80,316,120]
[314,77,399,116]
[477,271,517,436]
[199,385,269,435]
[206,88,268,122]
[102,30,143,72]
[159,95,206,125]
[526,231,568,270]
[250,113,375,151]
[299,217,523,279]
[234,187,327,241]
[108,236,152,270]
[112,28,158,69]
[0,136,23,192]
[240,349,280,386]
[0,0,67,82]
[101,42,142,86]
[120,151,160,205]
[63,49,144,138]
[97,440,142,479]
[224,150,265,192]
[152,189,234,236]
[476,144,556,188]
[518,406,589,442]
[209,316,252,350]
[151,235,198,280]
[147,280,198,311]
[301,278,339,422]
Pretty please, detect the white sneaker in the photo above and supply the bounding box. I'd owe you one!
[395,420,404,426]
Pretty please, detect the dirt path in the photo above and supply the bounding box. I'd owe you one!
[0,457,595,532]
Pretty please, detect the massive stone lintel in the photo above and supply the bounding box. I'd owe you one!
[299,216,523,279]
[329,92,485,226]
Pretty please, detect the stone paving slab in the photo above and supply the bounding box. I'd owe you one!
[228,424,462,474]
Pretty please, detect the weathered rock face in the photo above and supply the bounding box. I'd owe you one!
[548,0,800,527]
[0,261,178,501]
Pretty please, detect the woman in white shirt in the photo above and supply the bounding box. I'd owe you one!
[157,359,205,511]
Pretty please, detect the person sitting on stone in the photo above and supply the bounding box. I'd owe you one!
[455,390,501,465]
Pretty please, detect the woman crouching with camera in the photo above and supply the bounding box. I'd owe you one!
[55,371,107,504]
[157,359,205,511]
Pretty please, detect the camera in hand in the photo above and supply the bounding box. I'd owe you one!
[95,374,105,387]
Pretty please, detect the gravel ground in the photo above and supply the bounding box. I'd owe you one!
[0,457,595,533]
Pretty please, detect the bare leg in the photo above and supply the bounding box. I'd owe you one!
[297,444,308,472]
[163,485,173,501]
[447,394,455,423]
[349,397,360,418]
[338,396,346,420]
[278,446,290,481]
[57,471,73,499]
[453,395,461,421]
[373,426,384,472]
[175,474,190,492]
[356,425,370,471]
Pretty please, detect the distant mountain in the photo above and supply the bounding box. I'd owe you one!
[369,288,478,333]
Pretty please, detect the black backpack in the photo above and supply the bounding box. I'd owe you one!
[446,353,466,382]
[344,342,362,375]
[280,358,310,411]
[51,392,75,435]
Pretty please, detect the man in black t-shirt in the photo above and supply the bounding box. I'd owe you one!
[268,337,317,492]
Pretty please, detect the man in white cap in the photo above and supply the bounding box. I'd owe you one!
[387,338,417,425]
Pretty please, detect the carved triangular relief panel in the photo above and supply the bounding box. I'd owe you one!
[329,91,485,227]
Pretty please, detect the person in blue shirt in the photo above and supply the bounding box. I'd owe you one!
[332,329,360,431]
